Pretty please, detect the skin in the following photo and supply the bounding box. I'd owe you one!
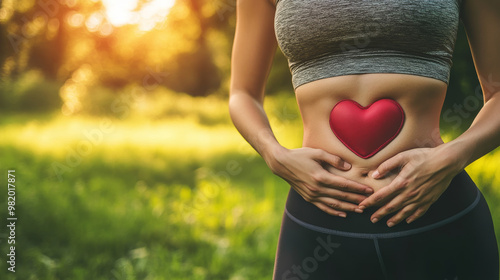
[229,0,500,227]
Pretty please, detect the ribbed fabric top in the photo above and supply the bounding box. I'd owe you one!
[274,0,465,89]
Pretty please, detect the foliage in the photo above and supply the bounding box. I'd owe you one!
[0,69,62,112]
[0,0,236,98]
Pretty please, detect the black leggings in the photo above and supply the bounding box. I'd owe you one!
[273,171,499,280]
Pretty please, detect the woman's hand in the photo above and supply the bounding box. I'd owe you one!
[357,143,467,227]
[266,146,374,217]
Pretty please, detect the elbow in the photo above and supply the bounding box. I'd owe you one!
[230,87,265,104]
[229,88,264,107]
[228,90,245,123]
[228,89,264,122]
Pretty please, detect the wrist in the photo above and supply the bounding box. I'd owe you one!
[262,143,288,172]
[436,140,473,172]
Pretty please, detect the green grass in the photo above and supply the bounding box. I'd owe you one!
[0,145,285,280]
[0,93,499,279]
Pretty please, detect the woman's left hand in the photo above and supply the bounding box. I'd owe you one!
[357,144,466,227]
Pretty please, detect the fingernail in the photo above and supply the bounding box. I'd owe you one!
[371,170,380,178]
[387,222,395,228]
[365,188,374,194]
[406,218,413,224]
[355,208,363,213]
[343,162,351,169]
[371,218,378,223]
[339,213,347,218]
[358,205,366,210]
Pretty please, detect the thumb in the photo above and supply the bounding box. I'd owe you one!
[372,152,408,179]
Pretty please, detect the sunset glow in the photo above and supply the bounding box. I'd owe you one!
[102,0,176,30]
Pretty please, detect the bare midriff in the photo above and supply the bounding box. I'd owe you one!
[295,73,448,192]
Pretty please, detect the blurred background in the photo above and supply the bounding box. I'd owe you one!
[0,0,498,279]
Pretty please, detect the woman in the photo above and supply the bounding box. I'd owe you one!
[229,0,500,279]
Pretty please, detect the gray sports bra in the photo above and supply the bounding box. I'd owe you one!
[274,0,465,89]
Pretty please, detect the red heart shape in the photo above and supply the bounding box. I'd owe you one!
[329,99,405,159]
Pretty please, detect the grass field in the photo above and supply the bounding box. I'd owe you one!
[0,92,499,279]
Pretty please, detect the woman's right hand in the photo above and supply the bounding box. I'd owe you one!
[266,146,374,217]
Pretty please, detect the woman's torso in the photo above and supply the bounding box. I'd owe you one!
[296,73,447,192]
[273,0,463,192]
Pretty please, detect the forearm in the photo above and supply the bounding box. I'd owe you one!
[444,94,500,169]
[451,0,500,169]
[228,90,284,163]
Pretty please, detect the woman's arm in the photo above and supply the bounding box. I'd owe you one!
[229,0,373,217]
[357,0,500,226]
[445,0,500,166]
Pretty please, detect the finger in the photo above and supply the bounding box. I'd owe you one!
[314,202,347,218]
[302,181,368,205]
[322,188,369,204]
[315,149,351,171]
[385,204,419,227]
[372,152,408,179]
[405,205,430,224]
[299,178,368,204]
[320,173,374,195]
[369,196,407,224]
[295,184,350,217]
[317,197,362,213]
[369,184,418,222]
[358,176,408,209]
[292,183,317,202]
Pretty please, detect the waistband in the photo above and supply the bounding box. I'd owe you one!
[285,170,481,238]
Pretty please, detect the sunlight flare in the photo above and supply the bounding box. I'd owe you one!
[102,0,176,30]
